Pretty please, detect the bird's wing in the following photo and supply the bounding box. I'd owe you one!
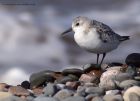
[91,20,120,43]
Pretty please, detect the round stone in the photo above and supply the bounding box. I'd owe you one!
[125,53,140,67]
[21,81,30,89]
[123,86,140,101]
[99,69,121,90]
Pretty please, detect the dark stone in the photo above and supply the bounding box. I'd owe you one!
[21,81,30,89]
[30,70,56,88]
[62,68,83,77]
[125,53,140,67]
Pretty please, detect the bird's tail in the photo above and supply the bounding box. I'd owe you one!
[119,36,130,41]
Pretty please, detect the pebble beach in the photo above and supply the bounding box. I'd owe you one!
[0,53,140,101]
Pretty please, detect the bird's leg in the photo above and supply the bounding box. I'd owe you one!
[97,54,100,65]
[99,53,106,65]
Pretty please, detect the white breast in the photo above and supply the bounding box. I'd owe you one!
[74,28,119,54]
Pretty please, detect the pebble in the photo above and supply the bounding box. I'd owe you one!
[85,94,99,101]
[123,86,140,101]
[119,80,140,89]
[125,53,140,67]
[103,94,123,101]
[57,75,78,84]
[34,96,59,101]
[85,87,105,95]
[30,70,56,88]
[33,87,43,96]
[126,66,137,76]
[115,73,133,82]
[66,81,80,89]
[76,86,86,97]
[21,81,30,89]
[43,83,57,97]
[79,74,94,83]
[106,90,120,95]
[83,64,100,73]
[99,69,121,90]
[134,76,140,81]
[8,86,30,96]
[62,68,83,77]
[54,89,74,100]
[61,96,85,101]
[92,96,103,101]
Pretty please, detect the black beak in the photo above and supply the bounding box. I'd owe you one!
[61,28,72,36]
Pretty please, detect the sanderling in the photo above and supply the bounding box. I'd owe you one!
[61,16,130,65]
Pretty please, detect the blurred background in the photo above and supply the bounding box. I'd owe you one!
[0,0,139,85]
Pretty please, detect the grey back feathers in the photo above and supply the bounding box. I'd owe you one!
[91,20,130,43]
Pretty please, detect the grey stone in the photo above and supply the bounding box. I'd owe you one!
[119,80,140,89]
[92,96,103,101]
[85,94,99,101]
[30,70,56,88]
[126,66,137,76]
[34,96,59,101]
[54,89,74,100]
[76,86,86,97]
[43,83,57,97]
[115,73,133,82]
[61,96,85,101]
[103,94,123,101]
[85,87,104,95]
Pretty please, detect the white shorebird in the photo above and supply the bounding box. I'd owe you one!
[61,16,129,65]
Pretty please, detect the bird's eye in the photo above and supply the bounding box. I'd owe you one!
[76,23,80,26]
